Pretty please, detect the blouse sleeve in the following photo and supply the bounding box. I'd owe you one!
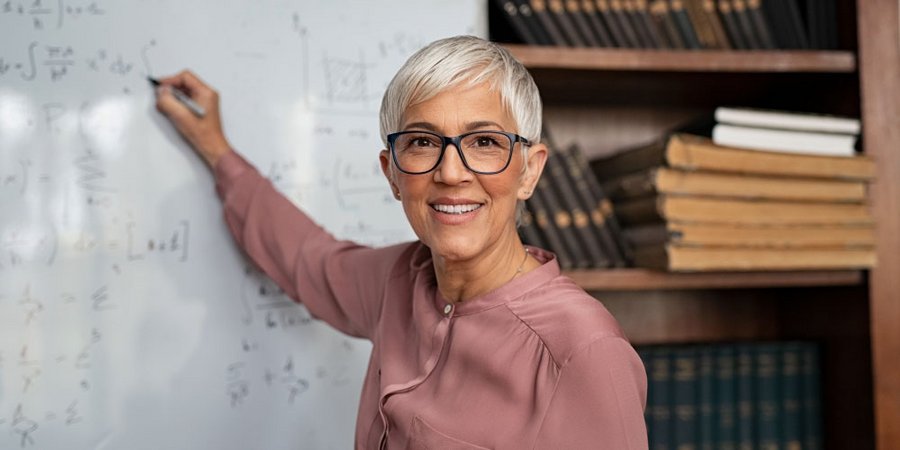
[533,336,649,449]
[213,151,401,340]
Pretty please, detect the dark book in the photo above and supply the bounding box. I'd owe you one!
[781,342,804,450]
[802,343,823,450]
[624,0,659,48]
[516,0,556,45]
[702,0,733,48]
[683,0,722,48]
[761,0,795,48]
[716,346,738,450]
[525,190,576,269]
[821,0,837,49]
[609,0,645,47]
[672,346,699,449]
[755,344,781,450]
[784,0,810,49]
[597,0,635,47]
[634,0,670,48]
[518,202,549,250]
[650,0,686,48]
[535,175,592,268]
[564,0,603,46]
[545,150,613,267]
[549,0,590,46]
[531,0,574,45]
[746,0,777,49]
[566,144,631,265]
[580,0,617,46]
[648,347,673,450]
[670,0,703,49]
[735,344,755,450]
[732,0,764,49]
[495,0,544,45]
[717,0,749,49]
[698,346,716,450]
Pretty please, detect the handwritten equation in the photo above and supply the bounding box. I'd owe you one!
[0,40,150,83]
[1,0,105,30]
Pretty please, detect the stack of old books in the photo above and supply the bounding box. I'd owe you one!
[590,108,876,271]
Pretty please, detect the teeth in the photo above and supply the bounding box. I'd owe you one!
[432,203,481,214]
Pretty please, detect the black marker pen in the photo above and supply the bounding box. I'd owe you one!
[148,77,206,118]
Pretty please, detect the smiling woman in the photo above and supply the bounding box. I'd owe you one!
[154,36,648,449]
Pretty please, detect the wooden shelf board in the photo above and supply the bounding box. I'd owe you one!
[564,268,863,291]
[503,45,857,73]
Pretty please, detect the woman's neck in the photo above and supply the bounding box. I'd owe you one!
[431,234,537,303]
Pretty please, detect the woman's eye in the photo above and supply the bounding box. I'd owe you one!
[475,137,499,147]
[412,138,435,147]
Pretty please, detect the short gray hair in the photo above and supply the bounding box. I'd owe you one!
[379,35,542,146]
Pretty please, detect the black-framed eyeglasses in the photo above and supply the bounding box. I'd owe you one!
[386,130,530,175]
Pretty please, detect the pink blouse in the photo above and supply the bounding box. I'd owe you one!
[215,151,648,449]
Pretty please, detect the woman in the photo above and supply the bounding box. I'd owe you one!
[155,36,647,449]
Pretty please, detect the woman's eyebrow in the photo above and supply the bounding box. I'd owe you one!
[402,122,438,131]
[401,120,506,132]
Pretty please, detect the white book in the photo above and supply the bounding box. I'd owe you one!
[712,124,858,157]
[715,107,861,134]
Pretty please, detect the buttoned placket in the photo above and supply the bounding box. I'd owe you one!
[377,301,456,449]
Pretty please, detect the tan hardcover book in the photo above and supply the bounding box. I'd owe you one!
[683,0,721,48]
[633,244,876,271]
[602,167,867,202]
[701,0,732,48]
[615,195,873,226]
[624,222,876,249]
[590,134,875,181]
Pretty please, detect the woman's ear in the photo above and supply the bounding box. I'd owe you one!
[518,143,548,200]
[379,149,401,200]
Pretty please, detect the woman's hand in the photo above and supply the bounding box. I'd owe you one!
[154,70,232,168]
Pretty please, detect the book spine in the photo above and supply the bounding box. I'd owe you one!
[683,0,721,48]
[761,0,794,48]
[565,0,603,46]
[716,346,738,450]
[735,344,756,450]
[526,190,576,269]
[672,346,699,450]
[496,0,544,45]
[546,150,613,267]
[702,0,732,48]
[597,0,634,47]
[781,342,803,450]
[732,0,763,49]
[651,0,687,48]
[754,344,781,450]
[717,0,749,49]
[746,0,775,48]
[649,346,673,449]
[634,0,670,48]
[567,144,632,265]
[536,176,592,268]
[802,343,823,450]
[624,0,658,48]
[670,0,703,49]
[516,0,556,45]
[784,0,810,49]
[581,0,617,46]
[531,0,574,45]
[549,0,590,46]
[698,345,716,450]
[609,0,645,47]
[518,202,549,250]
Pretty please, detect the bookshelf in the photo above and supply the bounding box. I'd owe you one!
[494,0,899,448]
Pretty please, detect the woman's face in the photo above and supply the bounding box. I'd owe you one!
[379,82,546,263]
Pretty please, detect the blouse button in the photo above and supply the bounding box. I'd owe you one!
[443,304,452,316]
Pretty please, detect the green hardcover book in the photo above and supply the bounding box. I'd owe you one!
[716,346,738,450]
[535,175,592,268]
[755,343,781,450]
[518,202,549,250]
[781,342,804,450]
[673,346,699,449]
[525,190,576,269]
[698,345,716,450]
[649,346,673,450]
[735,344,756,450]
[802,343,823,450]
[637,347,655,442]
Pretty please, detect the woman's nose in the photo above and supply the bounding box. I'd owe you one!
[433,143,473,184]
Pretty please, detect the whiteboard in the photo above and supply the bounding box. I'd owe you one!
[0,1,485,449]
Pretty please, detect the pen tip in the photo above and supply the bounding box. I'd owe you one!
[147,76,159,86]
